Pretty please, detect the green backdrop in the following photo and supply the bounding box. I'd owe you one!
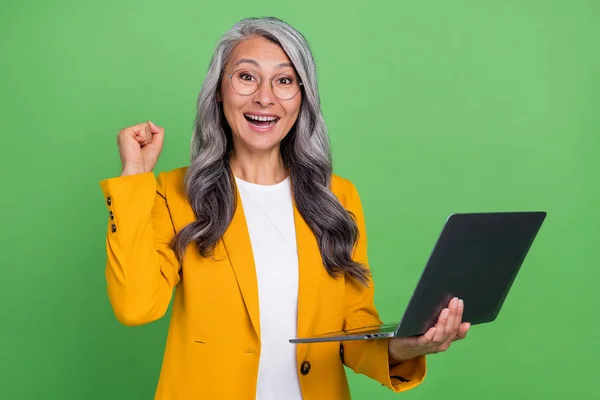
[1,0,598,399]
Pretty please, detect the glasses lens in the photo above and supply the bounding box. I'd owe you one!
[230,69,301,99]
[231,69,259,95]
[272,73,301,100]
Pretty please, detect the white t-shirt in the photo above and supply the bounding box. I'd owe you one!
[235,175,303,400]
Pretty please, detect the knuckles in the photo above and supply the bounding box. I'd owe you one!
[431,337,445,345]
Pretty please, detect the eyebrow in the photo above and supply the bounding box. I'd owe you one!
[234,58,293,69]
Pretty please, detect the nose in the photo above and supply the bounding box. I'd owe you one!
[252,78,276,107]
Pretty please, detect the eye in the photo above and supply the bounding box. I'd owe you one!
[234,70,258,82]
[240,73,256,81]
[277,76,294,85]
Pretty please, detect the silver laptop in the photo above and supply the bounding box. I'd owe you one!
[290,211,546,344]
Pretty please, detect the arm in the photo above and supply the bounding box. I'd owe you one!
[99,171,180,326]
[340,181,427,392]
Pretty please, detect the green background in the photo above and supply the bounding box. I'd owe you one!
[1,0,598,398]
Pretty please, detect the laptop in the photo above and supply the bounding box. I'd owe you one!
[289,211,547,343]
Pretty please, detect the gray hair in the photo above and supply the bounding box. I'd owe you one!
[171,16,369,285]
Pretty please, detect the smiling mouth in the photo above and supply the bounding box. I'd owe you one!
[244,113,280,128]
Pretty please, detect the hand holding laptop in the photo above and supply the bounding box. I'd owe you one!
[388,296,471,362]
[290,212,546,345]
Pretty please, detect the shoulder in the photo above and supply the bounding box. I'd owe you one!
[330,174,361,209]
[159,165,188,182]
[156,168,363,207]
[156,166,189,197]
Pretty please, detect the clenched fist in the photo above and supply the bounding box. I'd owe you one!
[117,121,164,176]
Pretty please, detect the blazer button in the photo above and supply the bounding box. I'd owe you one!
[111,224,117,233]
[106,197,112,206]
[109,211,114,220]
[300,361,311,375]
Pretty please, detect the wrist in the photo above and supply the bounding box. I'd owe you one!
[121,164,147,176]
[388,340,407,364]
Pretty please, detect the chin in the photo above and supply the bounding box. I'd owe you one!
[239,133,284,153]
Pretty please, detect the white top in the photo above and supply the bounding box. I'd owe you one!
[235,175,303,400]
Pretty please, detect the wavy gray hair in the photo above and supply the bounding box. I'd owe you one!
[171,16,369,285]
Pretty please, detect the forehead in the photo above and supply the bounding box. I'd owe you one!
[227,36,293,71]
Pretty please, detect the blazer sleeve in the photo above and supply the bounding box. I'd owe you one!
[341,180,427,392]
[99,171,181,326]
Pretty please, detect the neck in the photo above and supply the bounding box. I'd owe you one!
[230,147,289,185]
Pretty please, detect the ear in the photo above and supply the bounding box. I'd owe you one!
[216,89,222,102]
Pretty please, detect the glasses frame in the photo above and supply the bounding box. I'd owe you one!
[227,68,303,100]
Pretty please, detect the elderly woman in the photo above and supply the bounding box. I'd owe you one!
[100,16,469,400]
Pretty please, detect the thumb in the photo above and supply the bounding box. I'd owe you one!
[148,120,162,134]
[146,121,165,149]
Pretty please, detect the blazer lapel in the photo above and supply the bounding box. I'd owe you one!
[219,181,324,357]
[293,199,324,360]
[222,189,261,340]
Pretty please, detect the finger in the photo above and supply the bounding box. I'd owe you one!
[439,299,461,349]
[148,120,162,134]
[456,322,471,340]
[147,121,165,148]
[453,298,464,333]
[432,308,450,344]
[444,297,459,336]
[435,307,450,328]
[136,123,154,146]
[438,341,451,353]
[120,123,152,145]
[416,327,437,347]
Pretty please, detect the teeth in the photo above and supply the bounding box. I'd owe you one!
[245,114,278,122]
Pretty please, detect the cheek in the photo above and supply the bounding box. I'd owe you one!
[284,98,302,124]
[221,87,246,124]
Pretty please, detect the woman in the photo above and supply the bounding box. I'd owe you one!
[100,17,470,399]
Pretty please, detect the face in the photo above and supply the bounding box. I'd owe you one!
[218,36,302,156]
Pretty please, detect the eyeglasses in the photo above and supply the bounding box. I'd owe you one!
[227,68,303,100]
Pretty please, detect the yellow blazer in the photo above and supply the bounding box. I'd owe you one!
[99,167,426,399]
